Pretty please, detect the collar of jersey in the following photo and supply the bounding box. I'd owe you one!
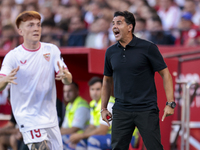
[117,35,137,48]
[22,42,41,52]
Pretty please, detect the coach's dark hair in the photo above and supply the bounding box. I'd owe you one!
[88,77,103,86]
[114,11,136,33]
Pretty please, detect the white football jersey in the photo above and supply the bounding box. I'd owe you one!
[0,42,67,132]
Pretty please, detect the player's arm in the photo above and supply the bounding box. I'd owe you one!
[0,76,9,91]
[69,124,97,143]
[83,124,109,137]
[83,124,96,134]
[60,126,80,135]
[158,67,175,121]
[70,124,109,144]
[0,66,19,91]
[101,75,113,125]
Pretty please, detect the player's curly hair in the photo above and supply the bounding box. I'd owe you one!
[15,11,41,28]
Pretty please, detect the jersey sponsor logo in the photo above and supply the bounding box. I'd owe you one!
[43,53,50,62]
[20,60,27,64]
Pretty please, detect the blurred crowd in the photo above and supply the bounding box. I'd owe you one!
[0,0,200,50]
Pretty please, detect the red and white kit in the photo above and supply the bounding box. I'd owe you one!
[0,42,66,148]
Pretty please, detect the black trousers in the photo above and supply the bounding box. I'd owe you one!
[111,109,164,150]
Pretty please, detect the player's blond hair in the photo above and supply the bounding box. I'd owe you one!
[15,11,41,28]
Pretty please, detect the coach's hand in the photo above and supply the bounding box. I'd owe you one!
[101,109,112,126]
[162,105,174,121]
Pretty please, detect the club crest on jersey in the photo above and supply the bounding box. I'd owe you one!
[20,60,27,65]
[43,53,50,62]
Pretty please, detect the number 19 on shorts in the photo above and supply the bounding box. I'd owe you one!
[30,129,41,139]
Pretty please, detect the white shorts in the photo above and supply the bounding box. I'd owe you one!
[22,125,63,150]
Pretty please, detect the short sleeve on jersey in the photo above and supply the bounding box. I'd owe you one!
[72,107,90,129]
[61,107,90,129]
[104,49,113,76]
[147,44,167,72]
[52,45,67,73]
[0,51,15,76]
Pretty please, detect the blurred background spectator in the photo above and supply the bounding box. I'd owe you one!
[41,19,61,46]
[0,24,18,50]
[183,0,200,26]
[66,15,87,47]
[177,12,199,45]
[146,15,176,45]
[85,17,110,49]
[134,17,149,40]
[157,0,182,31]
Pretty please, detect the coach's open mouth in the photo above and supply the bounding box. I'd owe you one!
[113,30,120,37]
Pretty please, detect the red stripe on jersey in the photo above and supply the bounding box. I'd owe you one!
[22,42,41,52]
[56,67,68,74]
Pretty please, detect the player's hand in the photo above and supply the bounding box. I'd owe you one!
[4,66,20,85]
[101,109,112,126]
[55,61,72,84]
[162,105,174,121]
[55,61,67,80]
[69,133,83,144]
